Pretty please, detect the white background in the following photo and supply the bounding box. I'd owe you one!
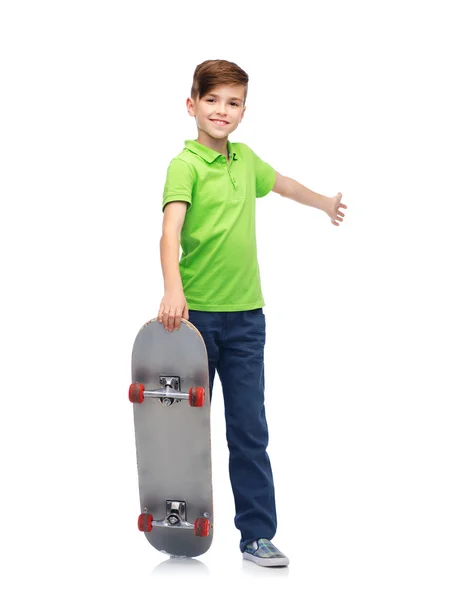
[1,0,458,598]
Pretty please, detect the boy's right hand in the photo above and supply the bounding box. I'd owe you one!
[158,290,189,332]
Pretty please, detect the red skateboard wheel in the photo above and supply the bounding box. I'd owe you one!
[129,383,145,404]
[194,517,210,537]
[138,513,153,532]
[189,387,205,407]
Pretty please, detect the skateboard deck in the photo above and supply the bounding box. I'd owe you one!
[129,318,213,557]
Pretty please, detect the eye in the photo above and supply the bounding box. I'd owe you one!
[206,98,215,102]
[231,102,240,107]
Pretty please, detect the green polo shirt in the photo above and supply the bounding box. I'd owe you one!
[162,139,276,311]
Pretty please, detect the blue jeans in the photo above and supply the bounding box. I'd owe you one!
[187,308,277,551]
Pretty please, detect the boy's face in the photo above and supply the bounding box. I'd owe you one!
[186,84,246,141]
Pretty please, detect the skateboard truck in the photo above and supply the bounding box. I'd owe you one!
[138,501,211,537]
[159,376,181,406]
[166,500,187,525]
[129,380,205,407]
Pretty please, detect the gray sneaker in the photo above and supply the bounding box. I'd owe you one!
[242,538,289,567]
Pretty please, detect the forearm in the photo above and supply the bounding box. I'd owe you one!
[159,232,183,292]
[283,177,330,212]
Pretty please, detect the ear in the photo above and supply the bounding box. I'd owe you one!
[186,97,196,117]
[239,105,247,122]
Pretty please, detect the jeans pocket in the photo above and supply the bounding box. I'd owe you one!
[187,311,214,334]
[253,311,266,334]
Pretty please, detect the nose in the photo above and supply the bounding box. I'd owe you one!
[216,103,227,116]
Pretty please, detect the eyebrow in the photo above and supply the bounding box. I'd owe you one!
[206,93,243,102]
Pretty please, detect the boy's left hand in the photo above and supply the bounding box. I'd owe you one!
[326,192,347,226]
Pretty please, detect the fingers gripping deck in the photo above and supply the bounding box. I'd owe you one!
[130,318,213,557]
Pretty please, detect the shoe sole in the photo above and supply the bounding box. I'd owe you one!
[243,552,289,567]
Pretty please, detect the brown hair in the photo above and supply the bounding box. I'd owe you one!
[190,59,249,104]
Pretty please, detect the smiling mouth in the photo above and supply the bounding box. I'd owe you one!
[210,119,229,126]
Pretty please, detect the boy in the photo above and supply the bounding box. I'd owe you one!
[157,59,347,567]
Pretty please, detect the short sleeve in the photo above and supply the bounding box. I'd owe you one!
[162,158,194,212]
[252,150,276,198]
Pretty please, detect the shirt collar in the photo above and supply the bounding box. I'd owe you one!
[184,139,237,163]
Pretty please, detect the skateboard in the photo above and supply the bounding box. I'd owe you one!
[129,317,213,557]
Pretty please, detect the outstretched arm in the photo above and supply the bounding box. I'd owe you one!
[272,171,347,226]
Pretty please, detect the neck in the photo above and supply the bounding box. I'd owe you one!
[196,130,228,158]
